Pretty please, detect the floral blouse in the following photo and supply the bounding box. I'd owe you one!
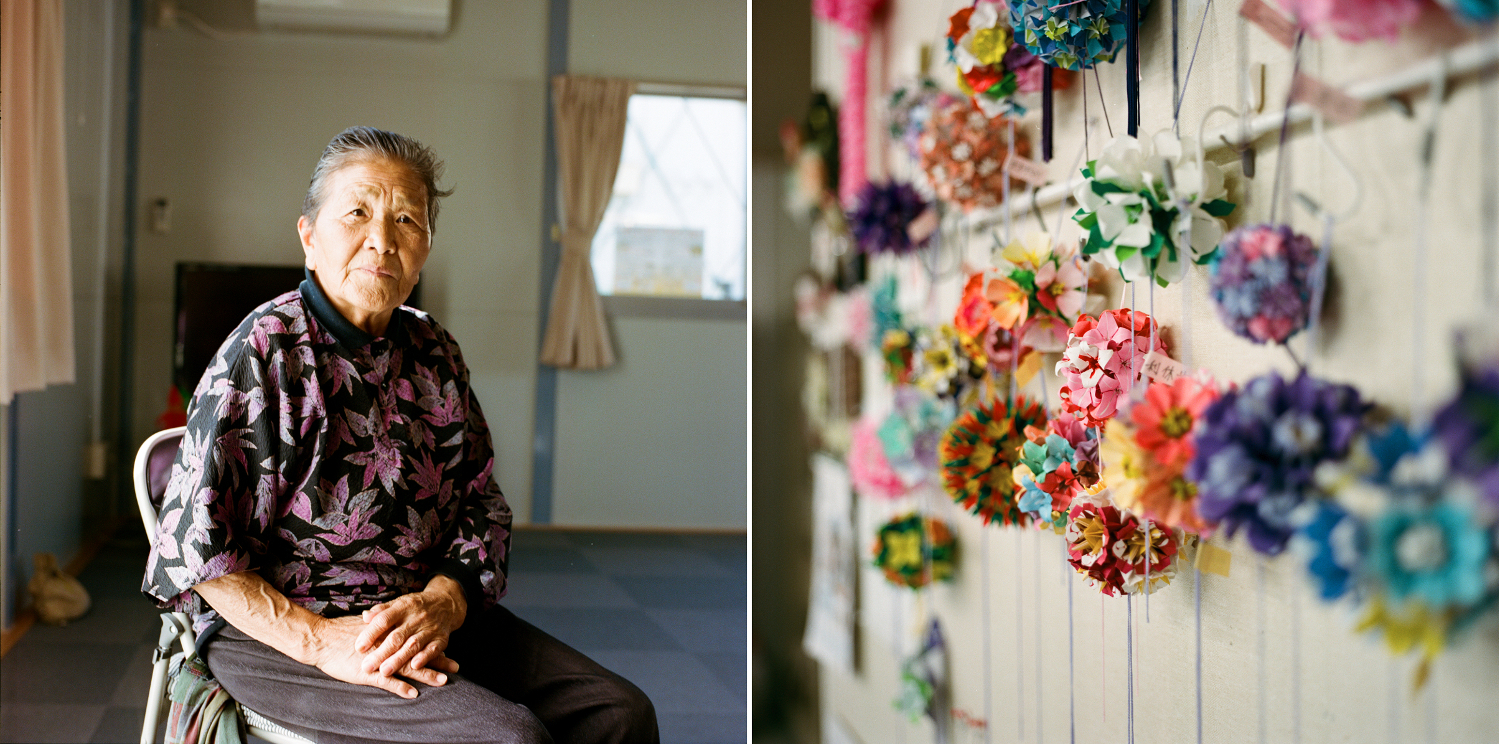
[143,272,511,634]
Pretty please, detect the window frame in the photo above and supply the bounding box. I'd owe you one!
[591,82,748,320]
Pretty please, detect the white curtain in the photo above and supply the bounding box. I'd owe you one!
[538,75,636,370]
[1,0,75,403]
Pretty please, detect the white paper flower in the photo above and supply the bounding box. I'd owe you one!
[1074,133,1237,284]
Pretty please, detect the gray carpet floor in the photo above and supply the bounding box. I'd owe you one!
[0,526,746,743]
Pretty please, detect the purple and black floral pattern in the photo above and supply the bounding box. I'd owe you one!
[143,284,511,634]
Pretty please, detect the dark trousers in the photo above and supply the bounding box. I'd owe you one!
[201,605,659,744]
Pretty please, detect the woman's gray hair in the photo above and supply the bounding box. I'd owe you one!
[302,126,454,232]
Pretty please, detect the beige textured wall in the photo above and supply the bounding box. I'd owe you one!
[552,0,749,529]
[810,2,1499,742]
[133,2,549,522]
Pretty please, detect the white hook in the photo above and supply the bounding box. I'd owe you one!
[1194,105,1244,209]
[1309,110,1364,222]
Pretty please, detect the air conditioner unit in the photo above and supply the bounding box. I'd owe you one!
[255,0,451,36]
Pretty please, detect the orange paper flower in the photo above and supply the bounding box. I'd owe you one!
[985,276,1029,330]
[1132,376,1221,467]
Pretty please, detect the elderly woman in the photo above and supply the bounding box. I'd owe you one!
[144,127,657,744]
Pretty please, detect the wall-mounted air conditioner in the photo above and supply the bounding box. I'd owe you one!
[255,0,451,36]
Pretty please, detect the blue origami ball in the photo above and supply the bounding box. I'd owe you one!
[1008,0,1150,71]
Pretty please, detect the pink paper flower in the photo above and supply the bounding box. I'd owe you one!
[848,417,908,500]
[1055,310,1168,429]
[1034,259,1087,318]
[1275,0,1423,42]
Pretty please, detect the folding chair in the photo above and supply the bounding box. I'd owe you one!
[133,426,313,744]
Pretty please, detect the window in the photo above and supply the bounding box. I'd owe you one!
[591,90,747,304]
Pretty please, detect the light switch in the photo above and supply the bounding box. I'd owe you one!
[151,197,171,233]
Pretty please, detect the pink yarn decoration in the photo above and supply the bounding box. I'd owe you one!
[814,0,886,205]
[848,417,908,500]
[1274,0,1423,42]
[1054,309,1169,429]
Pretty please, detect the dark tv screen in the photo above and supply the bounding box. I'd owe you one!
[173,262,421,392]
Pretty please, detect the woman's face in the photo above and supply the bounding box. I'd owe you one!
[297,158,430,332]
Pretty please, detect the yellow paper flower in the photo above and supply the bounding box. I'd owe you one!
[1001,232,1054,271]
[1355,595,1451,692]
[1101,423,1149,513]
[970,25,1012,66]
[1356,595,1448,660]
[886,531,924,571]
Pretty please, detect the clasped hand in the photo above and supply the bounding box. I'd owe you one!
[312,578,467,699]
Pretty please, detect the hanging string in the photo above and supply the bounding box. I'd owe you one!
[1043,66,1056,161]
[1039,368,1049,414]
[1005,119,1016,244]
[1194,563,1204,744]
[982,527,994,744]
[1305,212,1334,369]
[1102,593,1108,723]
[1173,0,1216,132]
[1017,534,1026,743]
[1125,0,1140,136]
[1410,60,1446,426]
[1062,531,1069,587]
[1093,68,1115,139]
[1181,261,1195,370]
[1256,559,1267,744]
[1236,12,1256,184]
[1053,139,1090,246]
[1425,664,1438,744]
[1068,563,1076,744]
[1388,657,1402,744]
[1171,0,1180,133]
[1483,74,1499,311]
[1268,32,1307,225]
[1291,578,1302,744]
[1011,326,1020,404]
[1084,80,1092,160]
[1034,531,1045,743]
[1126,596,1136,744]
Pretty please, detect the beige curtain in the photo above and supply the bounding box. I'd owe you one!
[0,0,75,403]
[539,75,636,370]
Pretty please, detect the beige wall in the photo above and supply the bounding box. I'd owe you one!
[550,0,749,529]
[805,2,1498,742]
[552,317,747,528]
[568,0,747,85]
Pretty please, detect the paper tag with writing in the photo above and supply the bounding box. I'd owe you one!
[1239,0,1297,48]
[1290,72,1363,124]
[1195,541,1233,578]
[1004,153,1050,186]
[1142,350,1186,384]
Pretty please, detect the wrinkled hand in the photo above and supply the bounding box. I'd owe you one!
[310,616,456,699]
[356,576,467,679]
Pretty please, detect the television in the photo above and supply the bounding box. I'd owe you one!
[172,262,421,392]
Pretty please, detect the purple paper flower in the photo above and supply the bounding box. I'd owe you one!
[848,181,933,254]
[1208,224,1320,345]
[1189,370,1371,555]
[1428,361,1499,509]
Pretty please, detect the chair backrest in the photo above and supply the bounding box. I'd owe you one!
[133,426,186,547]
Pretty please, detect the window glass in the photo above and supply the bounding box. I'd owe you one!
[591,94,747,301]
